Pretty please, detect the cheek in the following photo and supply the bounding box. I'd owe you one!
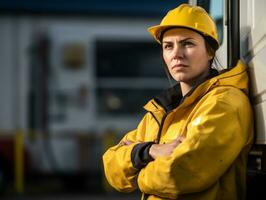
[191,49,211,64]
[163,53,170,66]
[193,53,212,73]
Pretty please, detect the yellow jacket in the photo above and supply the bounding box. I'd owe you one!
[102,60,254,200]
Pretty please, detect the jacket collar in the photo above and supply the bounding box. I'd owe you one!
[144,60,249,113]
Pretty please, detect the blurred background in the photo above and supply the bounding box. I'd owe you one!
[0,0,221,199]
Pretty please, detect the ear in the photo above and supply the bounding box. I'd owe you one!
[208,54,214,61]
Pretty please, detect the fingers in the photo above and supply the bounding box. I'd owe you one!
[169,136,184,146]
[119,139,134,146]
[149,144,159,159]
[149,136,185,159]
[119,137,184,148]
[176,136,185,143]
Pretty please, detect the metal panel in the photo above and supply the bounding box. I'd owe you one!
[248,48,266,100]
[242,0,266,144]
[254,102,266,144]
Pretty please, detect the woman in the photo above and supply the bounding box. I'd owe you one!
[102,4,253,200]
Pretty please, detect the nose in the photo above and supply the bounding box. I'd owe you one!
[172,43,184,60]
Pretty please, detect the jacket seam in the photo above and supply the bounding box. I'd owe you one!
[148,111,160,127]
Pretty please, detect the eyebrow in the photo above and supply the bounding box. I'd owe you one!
[162,37,194,44]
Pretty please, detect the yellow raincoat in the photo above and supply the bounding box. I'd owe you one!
[102,60,254,200]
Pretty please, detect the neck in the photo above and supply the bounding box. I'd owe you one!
[180,70,210,96]
[180,83,193,96]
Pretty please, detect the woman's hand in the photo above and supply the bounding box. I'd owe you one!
[149,137,184,159]
[119,139,134,146]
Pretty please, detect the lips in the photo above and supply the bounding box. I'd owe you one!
[171,63,188,70]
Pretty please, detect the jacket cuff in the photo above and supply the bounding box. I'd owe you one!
[131,142,154,170]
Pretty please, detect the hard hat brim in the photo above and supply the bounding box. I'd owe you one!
[148,24,219,47]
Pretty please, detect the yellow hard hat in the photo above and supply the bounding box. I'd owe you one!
[148,4,219,47]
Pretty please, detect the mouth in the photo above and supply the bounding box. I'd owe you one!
[171,64,188,70]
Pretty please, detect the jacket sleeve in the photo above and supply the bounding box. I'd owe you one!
[102,113,152,192]
[137,92,253,199]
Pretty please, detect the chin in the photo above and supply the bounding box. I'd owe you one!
[172,75,189,83]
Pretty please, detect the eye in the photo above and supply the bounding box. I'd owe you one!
[182,41,195,47]
[162,43,173,50]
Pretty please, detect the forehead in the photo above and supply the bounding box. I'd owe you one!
[162,28,204,41]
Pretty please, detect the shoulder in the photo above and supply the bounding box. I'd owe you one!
[200,86,252,113]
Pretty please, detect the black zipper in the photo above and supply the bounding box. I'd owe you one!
[142,111,168,200]
[143,193,149,200]
[155,113,167,144]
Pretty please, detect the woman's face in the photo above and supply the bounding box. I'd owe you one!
[162,28,213,85]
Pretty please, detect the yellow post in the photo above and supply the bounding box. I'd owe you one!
[14,129,24,194]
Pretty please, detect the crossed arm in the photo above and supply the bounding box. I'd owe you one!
[120,137,184,160]
[103,95,249,199]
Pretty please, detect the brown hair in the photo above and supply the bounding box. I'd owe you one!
[204,36,219,66]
